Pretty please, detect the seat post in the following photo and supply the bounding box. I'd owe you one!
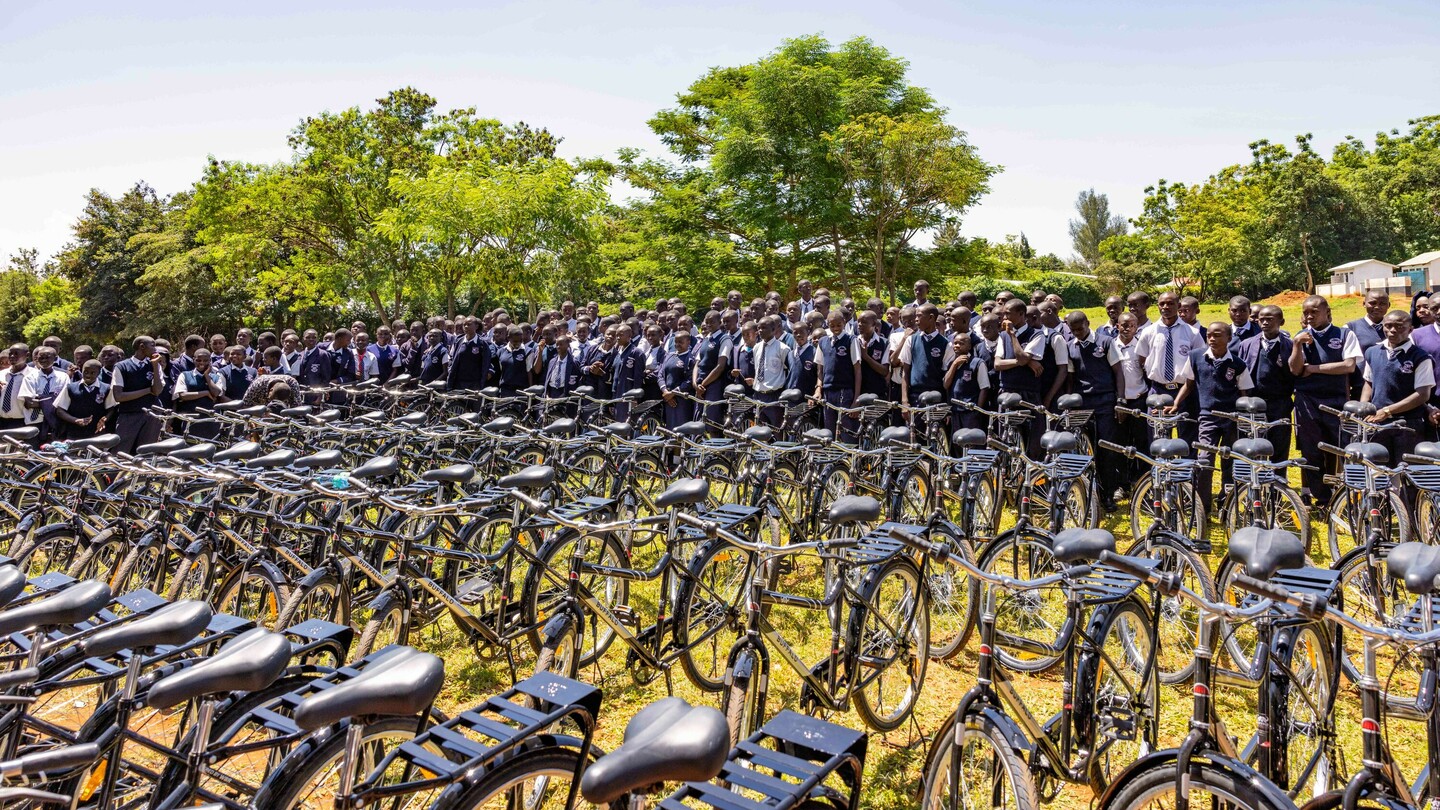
[336,719,366,810]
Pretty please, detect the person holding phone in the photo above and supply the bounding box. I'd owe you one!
[112,335,166,453]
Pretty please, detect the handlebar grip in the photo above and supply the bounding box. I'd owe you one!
[5,743,100,777]
[1097,550,1149,579]
[1317,442,1346,457]
[512,491,548,515]
[1231,573,1289,602]
[885,527,949,561]
[1194,442,1222,455]
[1405,454,1440,466]
[1319,404,1344,418]
[1097,440,1133,457]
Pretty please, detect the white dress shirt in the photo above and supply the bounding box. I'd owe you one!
[1115,336,1146,399]
[1137,320,1200,384]
[751,338,794,393]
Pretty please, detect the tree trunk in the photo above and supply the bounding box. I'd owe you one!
[874,228,887,304]
[832,227,851,301]
[369,289,391,326]
[1300,233,1315,293]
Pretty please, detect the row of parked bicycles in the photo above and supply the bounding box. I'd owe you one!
[0,372,1436,809]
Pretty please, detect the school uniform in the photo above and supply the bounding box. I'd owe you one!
[789,344,819,413]
[112,356,163,454]
[642,345,668,402]
[660,349,696,428]
[1364,340,1434,462]
[54,379,111,439]
[1294,324,1362,503]
[543,349,581,399]
[751,338,793,427]
[494,345,533,396]
[0,367,35,432]
[1235,333,1296,461]
[948,355,989,431]
[858,333,890,399]
[221,364,256,403]
[1346,315,1385,401]
[370,343,399,383]
[1232,320,1261,345]
[693,332,732,432]
[418,342,450,385]
[609,341,646,420]
[1176,347,1253,511]
[174,369,223,439]
[578,342,613,399]
[1139,320,1201,447]
[1069,332,1124,498]
[731,343,755,396]
[996,326,1046,457]
[447,336,491,391]
[819,332,862,436]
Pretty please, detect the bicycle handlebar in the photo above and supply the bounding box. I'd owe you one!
[1230,573,1440,647]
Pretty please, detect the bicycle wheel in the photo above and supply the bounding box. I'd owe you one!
[674,540,752,692]
[1270,623,1337,802]
[520,529,628,668]
[533,616,580,679]
[14,523,88,579]
[275,570,351,631]
[111,536,168,595]
[1130,476,1208,542]
[1415,490,1440,545]
[955,469,1003,541]
[1126,532,1214,685]
[564,448,608,499]
[215,561,291,629]
[434,747,588,810]
[252,716,434,810]
[1104,759,1294,810]
[919,713,1037,810]
[813,464,851,529]
[771,457,804,528]
[166,546,215,602]
[703,458,742,507]
[926,528,980,660]
[1327,489,1410,565]
[977,529,1066,673]
[1076,597,1159,790]
[850,556,928,731]
[892,465,932,523]
[720,648,765,747]
[1334,548,1422,711]
[355,591,407,658]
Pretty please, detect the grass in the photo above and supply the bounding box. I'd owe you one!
[402,290,1413,809]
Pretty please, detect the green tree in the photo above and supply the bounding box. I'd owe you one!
[827,112,994,302]
[54,183,167,335]
[1068,189,1128,270]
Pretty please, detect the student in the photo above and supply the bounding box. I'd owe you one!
[1112,313,1148,491]
[70,345,94,381]
[579,326,616,399]
[1096,296,1125,340]
[1171,322,1253,513]
[494,326,533,395]
[541,334,581,401]
[417,329,451,385]
[447,317,491,391]
[944,331,989,431]
[994,299,1046,456]
[609,324,646,420]
[1229,296,1259,343]
[1289,295,1361,505]
[353,332,380,381]
[173,348,225,439]
[0,345,33,431]
[901,303,951,409]
[856,312,890,400]
[370,326,399,383]
[692,311,733,433]
[219,346,256,402]
[1137,292,1201,445]
[97,345,122,385]
[816,312,862,437]
[642,324,668,402]
[1234,305,1296,460]
[729,321,758,395]
[749,316,793,427]
[1361,309,1434,463]
[295,330,334,395]
[659,331,696,428]
[54,360,111,439]
[280,334,304,376]
[24,346,68,442]
[241,347,301,408]
[111,336,167,454]
[1066,312,1125,510]
[1348,290,1389,401]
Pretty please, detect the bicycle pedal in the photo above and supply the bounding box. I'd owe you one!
[612,604,640,627]
[1099,698,1138,741]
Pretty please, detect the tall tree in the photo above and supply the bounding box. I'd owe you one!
[1068,189,1128,270]
[54,183,167,336]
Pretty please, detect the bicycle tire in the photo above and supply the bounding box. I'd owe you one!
[519,528,628,668]
[166,545,215,602]
[354,591,407,659]
[1130,476,1207,543]
[1075,596,1159,791]
[919,712,1037,810]
[891,465,933,524]
[1103,758,1295,810]
[214,561,291,630]
[850,555,928,731]
[926,525,980,660]
[720,649,765,748]
[431,747,589,810]
[533,617,579,680]
[674,539,753,693]
[275,569,351,631]
[13,522,89,579]
[1125,531,1215,685]
[1327,489,1410,565]
[1333,547,1422,712]
[251,716,433,810]
[976,528,1066,673]
[1268,622,1338,802]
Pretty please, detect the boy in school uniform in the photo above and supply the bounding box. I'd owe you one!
[24,347,69,443]
[173,348,225,439]
[1066,312,1125,510]
[816,312,862,437]
[54,360,111,439]
[1361,310,1434,464]
[944,331,989,431]
[1170,322,1253,513]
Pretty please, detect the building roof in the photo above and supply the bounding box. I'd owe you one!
[1327,258,1395,273]
[1401,250,1440,267]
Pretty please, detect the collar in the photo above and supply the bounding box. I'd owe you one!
[1204,348,1230,361]
[1387,339,1416,354]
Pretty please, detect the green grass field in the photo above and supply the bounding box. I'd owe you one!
[413,290,1420,810]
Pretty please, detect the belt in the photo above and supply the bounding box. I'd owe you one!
[1154,382,1181,390]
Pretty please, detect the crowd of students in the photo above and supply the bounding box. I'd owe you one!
[0,281,1429,513]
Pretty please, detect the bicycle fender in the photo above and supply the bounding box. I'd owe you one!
[1095,750,1293,809]
[540,611,575,643]
[970,705,1033,755]
[293,564,338,590]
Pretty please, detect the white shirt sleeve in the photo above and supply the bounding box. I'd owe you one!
[1051,334,1071,370]
[1417,358,1437,390]
[1342,329,1363,361]
[174,375,190,396]
[53,386,72,412]
[897,336,913,366]
[1173,356,1195,384]
[975,363,990,390]
[1106,340,1124,367]
[1237,366,1254,389]
[1021,333,1047,359]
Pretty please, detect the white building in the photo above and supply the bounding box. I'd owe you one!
[1323,258,1397,295]
[1400,250,1440,290]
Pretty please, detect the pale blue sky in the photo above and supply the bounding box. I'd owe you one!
[2,0,1436,267]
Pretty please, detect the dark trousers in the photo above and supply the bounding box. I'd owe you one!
[1002,388,1044,459]
[1260,397,1293,463]
[1116,396,1148,486]
[951,405,984,433]
[754,390,782,428]
[1196,414,1237,513]
[1086,401,1122,499]
[1148,383,1197,451]
[702,382,727,435]
[824,389,856,440]
[115,411,161,455]
[1295,393,1345,502]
